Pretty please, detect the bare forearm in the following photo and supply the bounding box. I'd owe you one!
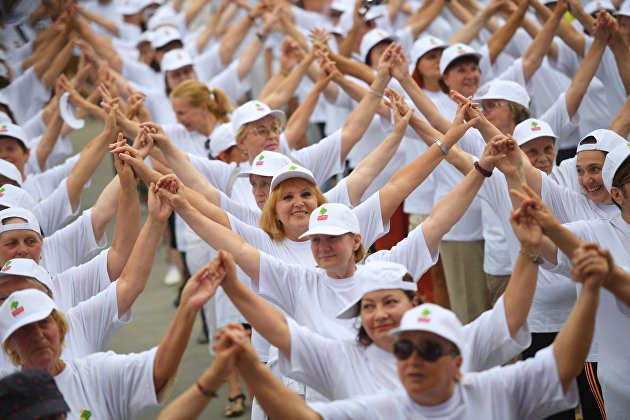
[220,16,253,65]
[399,73,450,133]
[332,52,376,85]
[36,109,63,171]
[108,178,142,279]
[565,36,605,118]
[504,252,539,337]
[284,84,323,148]
[522,11,563,82]
[605,266,630,306]
[610,37,630,96]
[261,55,315,108]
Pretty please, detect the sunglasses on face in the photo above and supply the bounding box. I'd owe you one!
[393,339,459,362]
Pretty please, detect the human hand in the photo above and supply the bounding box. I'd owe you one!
[571,243,612,290]
[155,173,189,212]
[491,135,522,177]
[509,184,560,234]
[180,258,223,310]
[509,200,543,249]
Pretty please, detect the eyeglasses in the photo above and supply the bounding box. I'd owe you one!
[393,339,459,362]
[479,101,507,112]
[252,124,282,139]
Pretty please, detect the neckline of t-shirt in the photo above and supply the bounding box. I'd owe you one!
[365,343,394,362]
[322,272,355,289]
[406,383,462,416]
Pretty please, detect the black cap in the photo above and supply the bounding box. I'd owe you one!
[0,369,69,419]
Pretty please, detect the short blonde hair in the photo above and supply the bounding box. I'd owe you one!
[170,80,233,123]
[259,178,327,241]
[2,309,68,367]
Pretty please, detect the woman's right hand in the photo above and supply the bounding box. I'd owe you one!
[214,324,259,369]
[155,174,190,212]
[510,184,561,235]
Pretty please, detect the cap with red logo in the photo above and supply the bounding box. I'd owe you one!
[231,100,285,134]
[0,289,57,342]
[410,36,448,72]
[439,43,482,76]
[299,202,360,240]
[238,151,292,178]
[151,26,182,50]
[388,303,464,352]
[0,123,28,150]
[513,118,558,147]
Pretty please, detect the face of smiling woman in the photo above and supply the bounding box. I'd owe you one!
[577,150,612,204]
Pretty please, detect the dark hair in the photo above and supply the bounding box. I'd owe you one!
[508,102,531,125]
[611,157,630,208]
[356,279,419,347]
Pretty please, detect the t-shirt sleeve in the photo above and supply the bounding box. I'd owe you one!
[309,394,390,420]
[540,172,587,224]
[323,177,352,207]
[366,220,438,281]
[219,192,261,227]
[351,191,387,248]
[278,318,345,400]
[462,295,531,372]
[207,61,252,102]
[97,348,160,419]
[540,93,579,149]
[68,281,131,353]
[477,346,578,419]
[52,249,112,311]
[33,178,76,235]
[194,42,226,81]
[188,155,235,192]
[1,67,50,124]
[23,155,79,201]
[291,129,344,183]
[257,252,306,315]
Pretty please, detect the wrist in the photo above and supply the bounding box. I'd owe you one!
[519,248,544,264]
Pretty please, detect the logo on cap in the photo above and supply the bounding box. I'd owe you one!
[531,121,541,131]
[80,409,92,419]
[456,45,465,54]
[2,260,11,272]
[417,308,431,323]
[317,207,328,221]
[256,154,265,166]
[0,124,7,133]
[255,102,265,112]
[10,301,24,317]
[429,37,437,45]
[0,187,5,197]
[289,165,297,170]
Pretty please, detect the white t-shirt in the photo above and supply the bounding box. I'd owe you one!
[52,347,159,419]
[310,347,577,420]
[278,295,529,401]
[23,155,79,202]
[44,249,113,312]
[548,216,630,419]
[33,178,75,235]
[41,208,106,274]
[0,67,50,124]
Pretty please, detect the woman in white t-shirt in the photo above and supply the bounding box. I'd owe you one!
[0,258,221,419]
[195,207,540,402]
[216,242,609,420]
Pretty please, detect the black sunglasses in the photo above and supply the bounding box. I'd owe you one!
[393,339,458,362]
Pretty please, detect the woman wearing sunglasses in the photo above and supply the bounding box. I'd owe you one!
[209,235,609,419]
[181,195,538,402]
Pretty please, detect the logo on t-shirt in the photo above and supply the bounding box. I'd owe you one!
[80,409,92,419]
[317,207,328,221]
[10,301,24,317]
[530,121,541,131]
[256,155,265,166]
[1,260,11,272]
[255,102,265,112]
[417,308,431,323]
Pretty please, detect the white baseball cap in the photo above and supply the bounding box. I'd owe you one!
[410,36,448,72]
[0,123,28,150]
[0,159,22,186]
[360,29,398,64]
[330,0,353,12]
[238,151,292,178]
[475,80,530,109]
[0,258,52,287]
[136,31,154,46]
[231,100,285,133]
[584,0,616,15]
[513,118,558,146]
[602,142,630,193]
[161,48,193,72]
[151,26,182,50]
[270,163,316,193]
[364,4,387,21]
[389,303,465,352]
[336,261,417,319]
[0,289,57,343]
[120,0,146,15]
[299,202,360,240]
[0,208,41,235]
[439,43,481,76]
[209,123,236,158]
[0,185,36,211]
[576,129,625,154]
[0,112,11,124]
[147,8,179,31]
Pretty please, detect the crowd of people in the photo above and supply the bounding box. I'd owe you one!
[0,0,630,418]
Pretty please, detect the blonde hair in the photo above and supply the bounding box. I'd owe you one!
[2,309,68,367]
[170,80,233,123]
[259,178,327,241]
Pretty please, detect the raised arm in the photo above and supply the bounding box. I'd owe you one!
[405,0,447,39]
[609,94,630,138]
[572,243,630,306]
[607,14,630,96]
[155,175,262,282]
[553,244,605,393]
[379,102,479,225]
[421,139,504,254]
[486,0,529,64]
[153,260,222,395]
[115,178,170,317]
[77,6,120,36]
[521,0,567,82]
[260,50,317,109]
[449,0,502,44]
[503,201,543,338]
